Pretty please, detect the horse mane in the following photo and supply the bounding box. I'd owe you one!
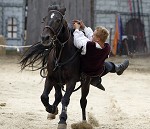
[20,42,52,71]
[20,5,68,72]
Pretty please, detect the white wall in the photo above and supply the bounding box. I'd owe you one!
[0,0,25,46]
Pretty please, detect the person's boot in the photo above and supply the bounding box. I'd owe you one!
[115,59,129,75]
[90,77,105,91]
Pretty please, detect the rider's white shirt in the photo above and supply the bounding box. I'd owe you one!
[73,27,102,55]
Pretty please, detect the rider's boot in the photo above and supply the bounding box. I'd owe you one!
[115,59,129,75]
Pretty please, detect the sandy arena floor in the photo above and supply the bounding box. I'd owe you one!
[0,55,150,129]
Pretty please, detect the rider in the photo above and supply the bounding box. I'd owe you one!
[73,20,129,91]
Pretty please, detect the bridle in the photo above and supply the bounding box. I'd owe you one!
[43,10,63,35]
[42,10,71,47]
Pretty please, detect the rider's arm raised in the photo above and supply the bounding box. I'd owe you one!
[80,20,93,41]
[83,27,93,41]
[73,28,90,55]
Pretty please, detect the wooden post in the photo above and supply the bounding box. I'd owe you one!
[0,35,6,55]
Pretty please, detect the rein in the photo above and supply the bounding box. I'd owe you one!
[52,29,82,92]
[52,28,71,71]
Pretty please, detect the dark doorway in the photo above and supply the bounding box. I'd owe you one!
[125,18,147,53]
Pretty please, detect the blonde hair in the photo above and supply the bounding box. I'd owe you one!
[95,26,109,43]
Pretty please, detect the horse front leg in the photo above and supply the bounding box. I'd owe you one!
[41,77,57,115]
[47,84,62,120]
[80,76,91,121]
[57,81,76,129]
[53,84,62,107]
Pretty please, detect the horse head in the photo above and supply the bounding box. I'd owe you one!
[41,5,67,46]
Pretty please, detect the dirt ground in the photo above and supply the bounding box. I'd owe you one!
[0,55,150,129]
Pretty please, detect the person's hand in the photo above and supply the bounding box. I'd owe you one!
[73,22,80,30]
[72,20,85,30]
[80,20,85,30]
[73,23,80,30]
[72,20,80,24]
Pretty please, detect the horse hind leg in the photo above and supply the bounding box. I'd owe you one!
[57,81,76,129]
[80,75,91,121]
[47,84,62,120]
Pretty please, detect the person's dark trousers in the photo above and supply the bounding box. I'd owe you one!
[91,60,129,91]
[91,61,116,90]
[102,62,116,76]
[103,60,129,76]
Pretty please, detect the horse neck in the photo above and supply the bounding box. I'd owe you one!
[57,25,70,44]
[55,26,75,60]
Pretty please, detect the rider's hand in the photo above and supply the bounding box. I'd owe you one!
[73,22,80,30]
[72,20,80,25]
[80,20,85,30]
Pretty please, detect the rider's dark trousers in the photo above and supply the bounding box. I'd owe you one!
[102,62,116,76]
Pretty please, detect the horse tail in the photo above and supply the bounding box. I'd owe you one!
[20,42,52,71]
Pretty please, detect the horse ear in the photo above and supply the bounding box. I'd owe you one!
[48,5,66,15]
[59,7,66,15]
[48,4,57,12]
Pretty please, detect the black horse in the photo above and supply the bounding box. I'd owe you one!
[20,5,93,129]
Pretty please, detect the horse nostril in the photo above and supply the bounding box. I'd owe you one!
[41,35,50,42]
[45,35,50,41]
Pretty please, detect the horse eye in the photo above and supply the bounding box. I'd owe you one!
[56,19,61,23]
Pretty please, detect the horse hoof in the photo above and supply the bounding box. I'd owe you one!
[47,113,56,120]
[57,124,67,129]
[47,107,58,120]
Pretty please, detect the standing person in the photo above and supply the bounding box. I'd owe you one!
[121,35,129,56]
[73,20,129,90]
